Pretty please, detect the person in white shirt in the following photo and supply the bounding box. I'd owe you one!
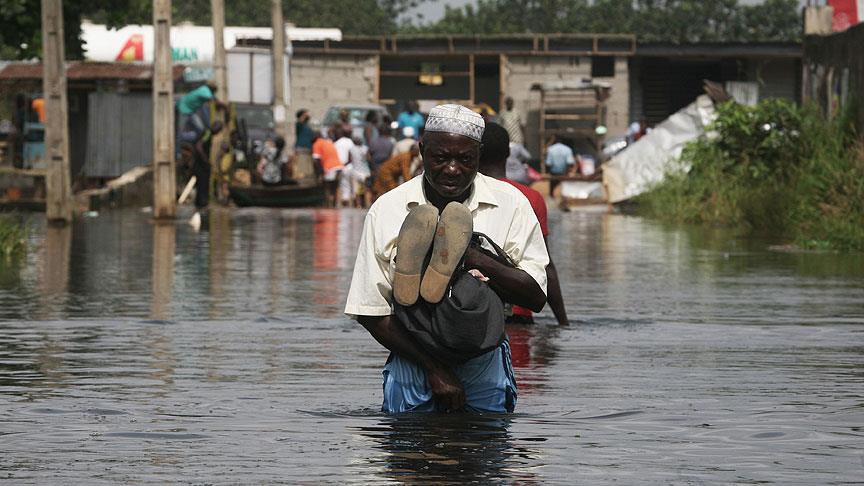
[345,104,549,413]
[334,126,357,207]
[348,137,371,207]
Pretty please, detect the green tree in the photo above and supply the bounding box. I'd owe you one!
[0,0,147,60]
[417,0,801,43]
[0,0,425,61]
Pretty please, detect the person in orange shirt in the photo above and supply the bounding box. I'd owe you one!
[31,98,46,123]
[372,143,420,200]
[312,134,344,207]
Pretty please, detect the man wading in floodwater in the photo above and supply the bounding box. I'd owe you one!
[345,104,549,413]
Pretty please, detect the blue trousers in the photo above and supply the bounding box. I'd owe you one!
[381,340,517,413]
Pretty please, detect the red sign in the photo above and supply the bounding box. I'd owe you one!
[828,0,862,31]
[115,34,144,61]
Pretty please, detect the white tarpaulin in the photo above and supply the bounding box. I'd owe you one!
[603,95,716,203]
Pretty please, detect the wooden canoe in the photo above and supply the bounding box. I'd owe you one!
[228,180,325,208]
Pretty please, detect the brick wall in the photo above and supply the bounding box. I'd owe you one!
[289,53,378,124]
[503,55,630,156]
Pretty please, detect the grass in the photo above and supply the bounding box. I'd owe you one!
[636,98,864,252]
[0,215,26,261]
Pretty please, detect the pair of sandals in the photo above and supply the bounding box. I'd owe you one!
[393,202,473,306]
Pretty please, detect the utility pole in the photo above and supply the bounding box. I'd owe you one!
[211,0,227,100]
[41,0,72,223]
[152,0,175,219]
[271,0,288,138]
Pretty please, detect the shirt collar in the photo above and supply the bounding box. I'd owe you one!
[406,173,499,212]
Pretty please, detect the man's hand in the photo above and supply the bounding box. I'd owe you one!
[427,365,465,412]
[462,246,546,312]
[359,315,466,411]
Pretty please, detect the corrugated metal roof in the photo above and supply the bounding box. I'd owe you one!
[0,62,185,81]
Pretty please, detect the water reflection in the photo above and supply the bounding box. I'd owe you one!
[312,210,343,315]
[39,224,71,314]
[1,208,863,483]
[208,209,232,319]
[150,222,175,321]
[354,414,539,483]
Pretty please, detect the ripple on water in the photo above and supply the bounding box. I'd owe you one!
[0,209,863,483]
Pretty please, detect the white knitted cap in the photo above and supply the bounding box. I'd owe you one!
[424,104,485,142]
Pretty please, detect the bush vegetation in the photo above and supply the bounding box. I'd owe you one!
[636,98,864,251]
[0,216,26,261]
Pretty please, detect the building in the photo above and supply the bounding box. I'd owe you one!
[287,34,802,157]
[631,42,802,125]
[803,22,864,137]
[288,34,634,156]
[0,62,186,181]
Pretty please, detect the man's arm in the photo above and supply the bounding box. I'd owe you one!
[194,138,207,162]
[463,247,546,312]
[358,314,465,411]
[544,240,570,326]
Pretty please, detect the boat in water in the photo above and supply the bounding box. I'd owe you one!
[228,179,325,208]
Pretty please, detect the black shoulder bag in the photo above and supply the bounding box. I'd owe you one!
[393,232,515,364]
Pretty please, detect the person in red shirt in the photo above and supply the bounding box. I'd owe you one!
[479,122,569,326]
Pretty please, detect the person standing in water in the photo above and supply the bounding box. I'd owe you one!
[345,104,549,413]
[479,122,570,326]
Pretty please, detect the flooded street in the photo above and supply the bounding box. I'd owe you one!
[1,207,863,484]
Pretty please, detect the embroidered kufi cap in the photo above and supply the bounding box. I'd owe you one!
[424,104,485,142]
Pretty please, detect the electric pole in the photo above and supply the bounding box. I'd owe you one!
[272,0,288,138]
[41,0,72,223]
[152,0,175,219]
[211,0,227,100]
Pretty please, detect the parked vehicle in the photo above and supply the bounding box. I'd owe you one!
[235,103,276,156]
[319,104,389,140]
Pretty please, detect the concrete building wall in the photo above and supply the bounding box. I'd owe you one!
[504,55,629,156]
[290,53,378,125]
[747,57,800,102]
[595,57,630,137]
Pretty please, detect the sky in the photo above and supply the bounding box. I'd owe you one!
[410,0,811,24]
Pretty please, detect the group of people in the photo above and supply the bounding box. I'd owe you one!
[289,97,548,209]
[292,102,427,208]
[346,103,570,415]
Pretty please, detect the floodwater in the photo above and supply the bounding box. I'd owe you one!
[1,207,863,484]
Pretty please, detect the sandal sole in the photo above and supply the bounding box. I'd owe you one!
[393,204,440,306]
[420,202,473,304]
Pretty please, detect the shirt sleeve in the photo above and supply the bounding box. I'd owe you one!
[566,148,576,165]
[503,198,549,296]
[344,209,394,318]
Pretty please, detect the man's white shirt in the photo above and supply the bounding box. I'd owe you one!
[344,173,549,318]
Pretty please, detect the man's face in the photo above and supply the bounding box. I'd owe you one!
[420,132,480,198]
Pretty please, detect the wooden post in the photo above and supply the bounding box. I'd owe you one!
[499,54,507,113]
[211,0,227,100]
[271,0,288,138]
[210,0,227,202]
[41,0,72,223]
[468,54,475,105]
[152,0,175,219]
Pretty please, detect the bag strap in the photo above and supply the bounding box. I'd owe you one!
[470,232,516,268]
